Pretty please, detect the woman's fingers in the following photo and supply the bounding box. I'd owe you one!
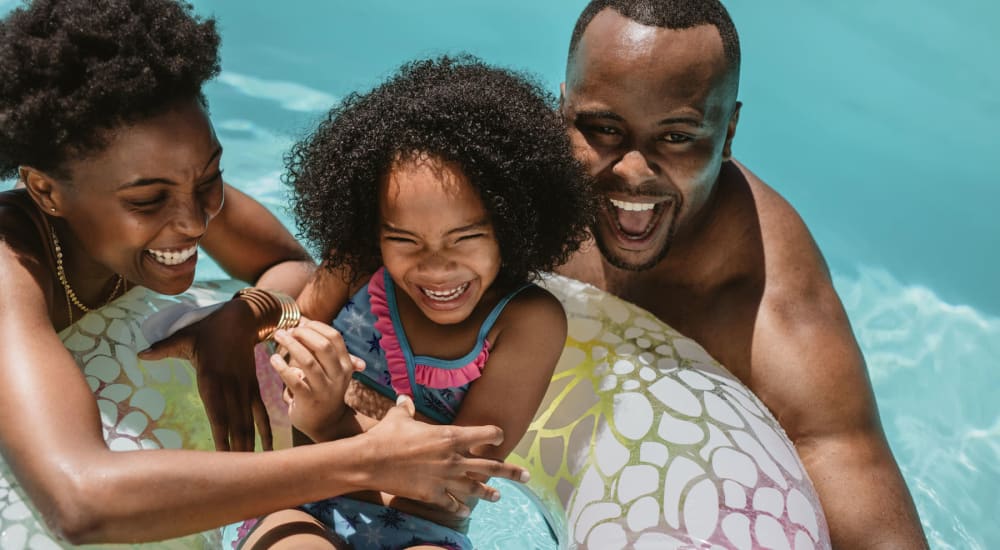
[460,455,530,484]
[448,477,501,503]
[269,352,309,394]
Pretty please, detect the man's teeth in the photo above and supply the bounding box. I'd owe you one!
[146,246,197,266]
[421,282,470,302]
[610,199,657,212]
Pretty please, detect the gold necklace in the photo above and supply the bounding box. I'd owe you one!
[49,225,125,316]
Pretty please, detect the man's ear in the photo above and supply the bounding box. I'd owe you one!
[559,82,567,117]
[19,166,64,217]
[722,101,742,161]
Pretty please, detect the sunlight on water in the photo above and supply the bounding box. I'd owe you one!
[835,267,999,550]
[217,71,339,113]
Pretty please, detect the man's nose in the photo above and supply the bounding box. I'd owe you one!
[611,150,657,188]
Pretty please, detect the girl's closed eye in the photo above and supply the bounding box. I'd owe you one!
[455,233,486,243]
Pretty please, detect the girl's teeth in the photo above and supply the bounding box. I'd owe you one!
[422,282,470,302]
[610,199,657,212]
[147,246,197,266]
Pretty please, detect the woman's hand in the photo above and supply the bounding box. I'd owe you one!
[269,319,365,443]
[359,395,530,517]
[139,298,271,452]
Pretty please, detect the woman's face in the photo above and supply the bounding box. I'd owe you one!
[52,99,224,295]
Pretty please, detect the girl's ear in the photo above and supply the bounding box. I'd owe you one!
[19,166,64,216]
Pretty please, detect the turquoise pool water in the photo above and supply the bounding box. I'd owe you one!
[3,1,995,548]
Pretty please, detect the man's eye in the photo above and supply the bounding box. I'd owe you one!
[582,125,625,147]
[661,133,692,144]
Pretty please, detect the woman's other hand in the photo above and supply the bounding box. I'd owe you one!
[139,298,271,452]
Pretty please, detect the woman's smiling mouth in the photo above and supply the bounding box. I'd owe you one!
[145,245,198,266]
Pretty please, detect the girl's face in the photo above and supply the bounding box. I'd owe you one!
[378,156,501,326]
[46,99,224,295]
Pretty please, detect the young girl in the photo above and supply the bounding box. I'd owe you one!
[237,57,595,549]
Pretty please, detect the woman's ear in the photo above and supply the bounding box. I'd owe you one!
[19,166,63,216]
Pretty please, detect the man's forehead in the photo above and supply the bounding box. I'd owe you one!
[567,9,728,88]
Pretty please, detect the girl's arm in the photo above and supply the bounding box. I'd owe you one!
[351,286,567,526]
[448,286,567,461]
[0,236,524,545]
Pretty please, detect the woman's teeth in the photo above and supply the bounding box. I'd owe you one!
[421,282,470,302]
[146,245,197,266]
[610,198,657,212]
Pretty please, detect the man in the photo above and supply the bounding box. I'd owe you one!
[556,0,927,547]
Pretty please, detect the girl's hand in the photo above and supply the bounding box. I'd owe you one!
[139,299,271,452]
[360,395,530,516]
[269,319,365,442]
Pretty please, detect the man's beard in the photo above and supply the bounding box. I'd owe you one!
[593,216,677,272]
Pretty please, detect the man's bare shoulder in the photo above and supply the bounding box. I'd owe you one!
[730,162,871,432]
[731,161,836,309]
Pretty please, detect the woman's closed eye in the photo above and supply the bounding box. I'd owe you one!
[125,193,168,210]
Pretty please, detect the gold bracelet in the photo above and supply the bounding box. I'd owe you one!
[233,287,301,342]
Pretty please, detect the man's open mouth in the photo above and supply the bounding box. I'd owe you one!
[606,197,672,241]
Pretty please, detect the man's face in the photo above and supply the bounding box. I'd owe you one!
[562,9,740,271]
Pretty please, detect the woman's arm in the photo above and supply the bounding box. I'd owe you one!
[141,184,315,450]
[199,183,314,293]
[0,235,525,545]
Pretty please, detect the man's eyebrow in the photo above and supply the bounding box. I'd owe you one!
[574,110,625,122]
[116,146,224,190]
[657,115,705,127]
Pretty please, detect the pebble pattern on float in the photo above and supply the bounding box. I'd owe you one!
[0,282,245,550]
[510,275,833,550]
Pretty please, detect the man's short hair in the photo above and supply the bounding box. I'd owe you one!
[567,0,741,74]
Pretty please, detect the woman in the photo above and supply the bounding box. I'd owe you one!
[0,0,526,545]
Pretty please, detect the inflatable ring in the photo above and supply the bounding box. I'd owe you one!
[505,274,832,549]
[0,281,274,550]
[0,277,831,549]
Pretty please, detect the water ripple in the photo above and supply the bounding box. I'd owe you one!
[835,266,998,549]
[217,71,338,112]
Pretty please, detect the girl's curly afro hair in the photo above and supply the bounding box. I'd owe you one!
[0,0,220,179]
[288,55,596,286]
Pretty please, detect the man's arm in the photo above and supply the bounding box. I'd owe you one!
[750,203,927,548]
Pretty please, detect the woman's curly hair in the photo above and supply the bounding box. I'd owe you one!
[0,0,220,179]
[288,55,596,286]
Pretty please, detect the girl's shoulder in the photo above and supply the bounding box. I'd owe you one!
[491,283,565,334]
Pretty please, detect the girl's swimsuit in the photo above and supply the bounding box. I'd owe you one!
[225,268,535,550]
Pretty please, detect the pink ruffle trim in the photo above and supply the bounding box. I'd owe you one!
[413,341,489,389]
[368,268,489,395]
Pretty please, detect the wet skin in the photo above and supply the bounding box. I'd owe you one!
[557,9,927,549]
